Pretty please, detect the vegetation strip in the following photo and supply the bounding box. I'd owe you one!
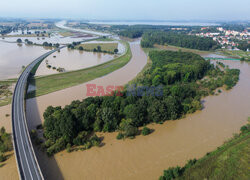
[0,80,16,107]
[0,127,13,166]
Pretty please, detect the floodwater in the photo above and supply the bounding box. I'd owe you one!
[0,38,250,179]
[56,21,110,36]
[35,48,116,76]
[2,33,95,45]
[0,41,50,80]
[24,41,250,180]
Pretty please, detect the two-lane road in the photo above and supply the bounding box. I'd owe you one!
[12,47,64,180]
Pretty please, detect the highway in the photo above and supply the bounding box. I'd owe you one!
[12,47,64,180]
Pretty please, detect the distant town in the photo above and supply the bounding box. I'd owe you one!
[195,26,250,51]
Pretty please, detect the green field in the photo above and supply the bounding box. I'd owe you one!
[160,121,250,180]
[0,80,16,107]
[58,31,75,37]
[218,49,250,60]
[152,44,250,61]
[153,44,213,55]
[27,41,131,98]
[77,43,118,52]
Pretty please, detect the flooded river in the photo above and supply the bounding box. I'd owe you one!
[0,38,249,179]
[24,43,250,179]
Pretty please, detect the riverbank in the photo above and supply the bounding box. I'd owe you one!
[159,122,250,179]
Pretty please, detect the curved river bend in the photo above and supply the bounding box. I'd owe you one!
[28,48,250,179]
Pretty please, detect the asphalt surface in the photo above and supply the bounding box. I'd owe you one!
[12,47,64,180]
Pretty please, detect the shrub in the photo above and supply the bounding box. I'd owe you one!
[46,137,66,156]
[240,124,249,133]
[84,141,92,149]
[116,132,124,140]
[0,152,6,162]
[66,143,72,153]
[142,126,151,136]
[89,134,101,146]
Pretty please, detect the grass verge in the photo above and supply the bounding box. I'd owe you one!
[218,49,250,60]
[0,80,17,107]
[77,43,118,52]
[26,41,131,98]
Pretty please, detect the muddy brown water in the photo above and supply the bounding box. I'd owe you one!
[35,48,117,76]
[0,41,50,80]
[0,41,250,179]
[25,42,250,179]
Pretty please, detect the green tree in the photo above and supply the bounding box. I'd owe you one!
[114,48,118,54]
[142,126,151,136]
[97,46,102,52]
[16,38,22,43]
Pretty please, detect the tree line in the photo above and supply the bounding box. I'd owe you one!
[41,50,239,155]
[238,41,250,51]
[141,31,220,50]
[0,127,12,163]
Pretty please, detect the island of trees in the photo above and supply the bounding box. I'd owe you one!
[38,50,239,156]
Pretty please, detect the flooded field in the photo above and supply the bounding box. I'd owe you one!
[35,48,117,76]
[24,42,250,180]
[2,33,95,45]
[0,41,50,80]
[82,40,126,54]
[56,21,110,36]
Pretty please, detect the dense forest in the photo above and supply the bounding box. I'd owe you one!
[221,23,247,32]
[238,41,250,51]
[159,122,250,180]
[41,50,239,155]
[0,127,12,164]
[141,31,220,50]
[118,29,144,38]
[111,24,192,37]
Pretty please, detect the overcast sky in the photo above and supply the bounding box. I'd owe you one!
[0,0,249,20]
